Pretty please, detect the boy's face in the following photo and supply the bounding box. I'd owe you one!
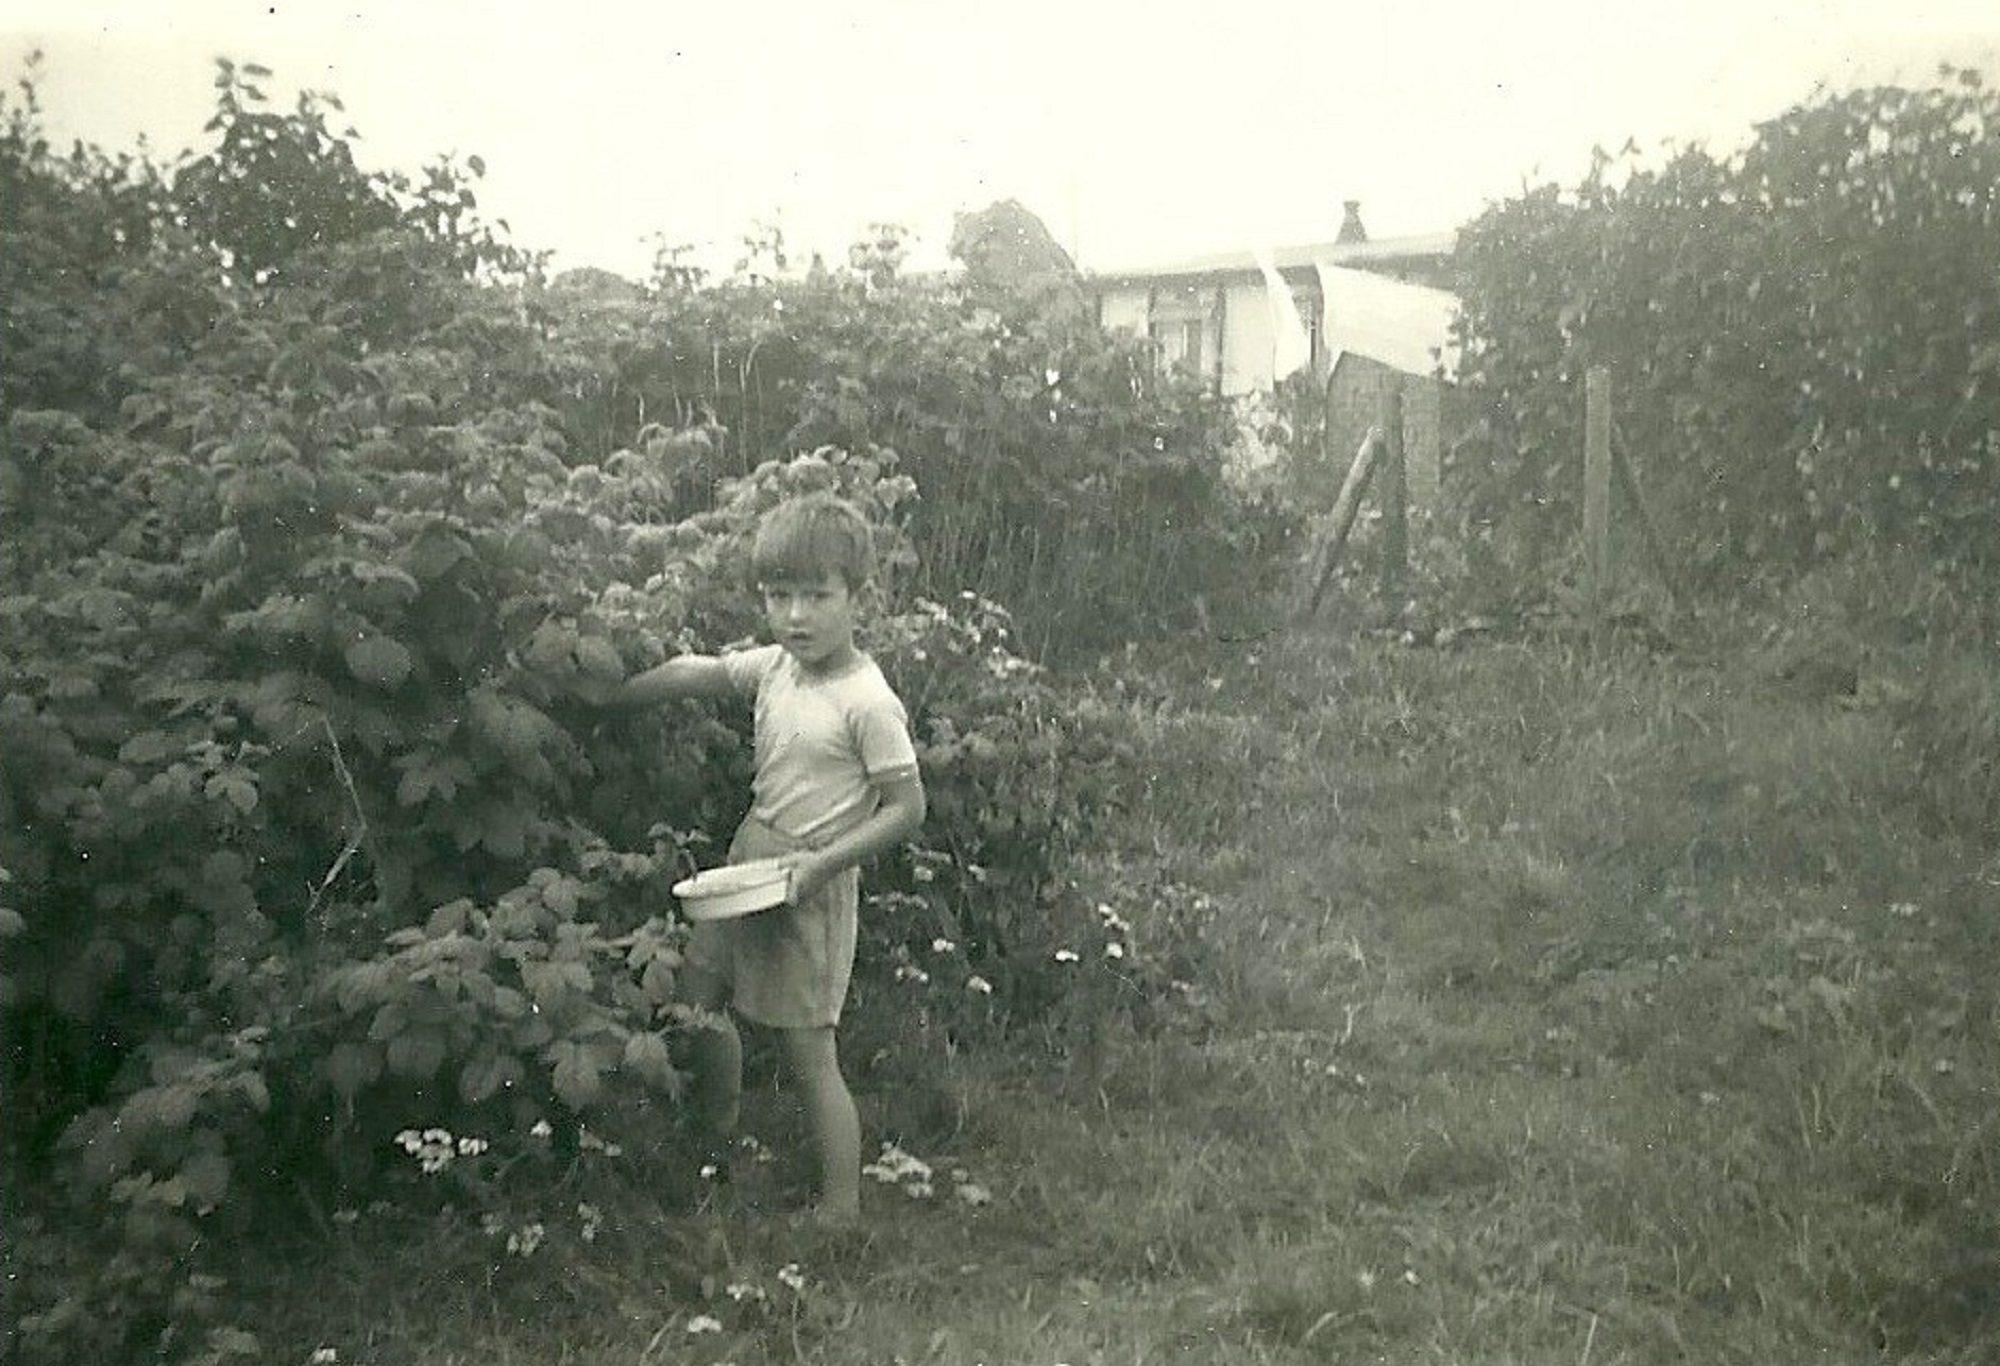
[761,571,860,673]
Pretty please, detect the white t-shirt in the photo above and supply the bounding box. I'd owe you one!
[721,644,919,846]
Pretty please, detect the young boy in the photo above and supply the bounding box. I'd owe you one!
[599,493,925,1225]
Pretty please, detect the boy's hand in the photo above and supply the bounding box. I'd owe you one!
[783,851,837,905]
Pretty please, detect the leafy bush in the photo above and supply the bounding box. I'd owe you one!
[0,57,1239,1363]
[1447,69,2000,604]
[546,220,1295,659]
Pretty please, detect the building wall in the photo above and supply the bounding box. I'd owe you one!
[1099,277,1299,397]
[1098,266,1471,500]
[1219,278,1284,396]
[1324,354,1400,477]
[1098,286,1149,336]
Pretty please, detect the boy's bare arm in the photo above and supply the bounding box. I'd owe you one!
[589,654,734,709]
[786,770,926,902]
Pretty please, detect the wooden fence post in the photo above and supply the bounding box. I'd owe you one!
[1609,422,1680,609]
[1377,377,1407,603]
[1583,366,1612,618]
[1302,427,1384,618]
[1404,377,1441,514]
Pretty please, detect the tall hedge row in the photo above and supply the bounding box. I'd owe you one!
[1447,70,2000,599]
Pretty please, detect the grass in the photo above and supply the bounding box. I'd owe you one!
[246,607,1999,1366]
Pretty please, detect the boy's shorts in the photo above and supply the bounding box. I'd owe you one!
[684,815,858,1030]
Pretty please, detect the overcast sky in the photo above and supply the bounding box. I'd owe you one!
[5,1,1997,281]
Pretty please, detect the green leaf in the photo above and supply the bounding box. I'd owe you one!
[426,898,474,936]
[385,1027,448,1081]
[367,999,409,1042]
[325,1041,383,1100]
[204,771,260,814]
[540,874,581,917]
[401,524,472,582]
[549,1041,604,1109]
[640,956,677,1005]
[525,620,578,674]
[179,1151,232,1212]
[621,1030,678,1092]
[118,730,183,764]
[395,752,474,806]
[351,559,422,609]
[521,957,592,1007]
[574,634,624,682]
[458,1048,522,1104]
[476,801,529,858]
[334,961,391,1015]
[235,1070,270,1112]
[344,634,415,689]
[123,1084,197,1134]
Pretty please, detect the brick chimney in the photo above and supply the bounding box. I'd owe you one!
[1336,200,1368,244]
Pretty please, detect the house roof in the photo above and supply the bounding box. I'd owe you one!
[1087,230,1457,286]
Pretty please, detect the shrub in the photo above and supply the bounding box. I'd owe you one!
[1447,69,2000,605]
[0,60,1230,1362]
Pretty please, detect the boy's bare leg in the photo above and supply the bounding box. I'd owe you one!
[778,1025,860,1222]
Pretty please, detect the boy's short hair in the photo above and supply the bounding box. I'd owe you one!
[751,493,875,590]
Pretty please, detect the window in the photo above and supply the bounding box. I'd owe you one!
[1148,284,1214,377]
[1149,317,1205,373]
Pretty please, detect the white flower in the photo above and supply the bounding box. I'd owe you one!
[931,937,957,954]
[965,975,994,995]
[864,1143,933,1187]
[1053,949,1080,963]
[686,1314,725,1335]
[529,1118,553,1139]
[955,1182,993,1207]
[1104,942,1126,960]
[777,1262,807,1292]
[726,1281,767,1303]
[308,1349,339,1365]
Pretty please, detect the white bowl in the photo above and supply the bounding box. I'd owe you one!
[672,859,791,921]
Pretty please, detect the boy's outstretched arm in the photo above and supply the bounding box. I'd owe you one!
[585,654,734,710]
[786,771,926,904]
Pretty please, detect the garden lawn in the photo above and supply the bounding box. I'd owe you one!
[252,617,1999,1366]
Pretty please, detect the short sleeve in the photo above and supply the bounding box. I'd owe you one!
[721,643,784,698]
[851,691,920,780]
